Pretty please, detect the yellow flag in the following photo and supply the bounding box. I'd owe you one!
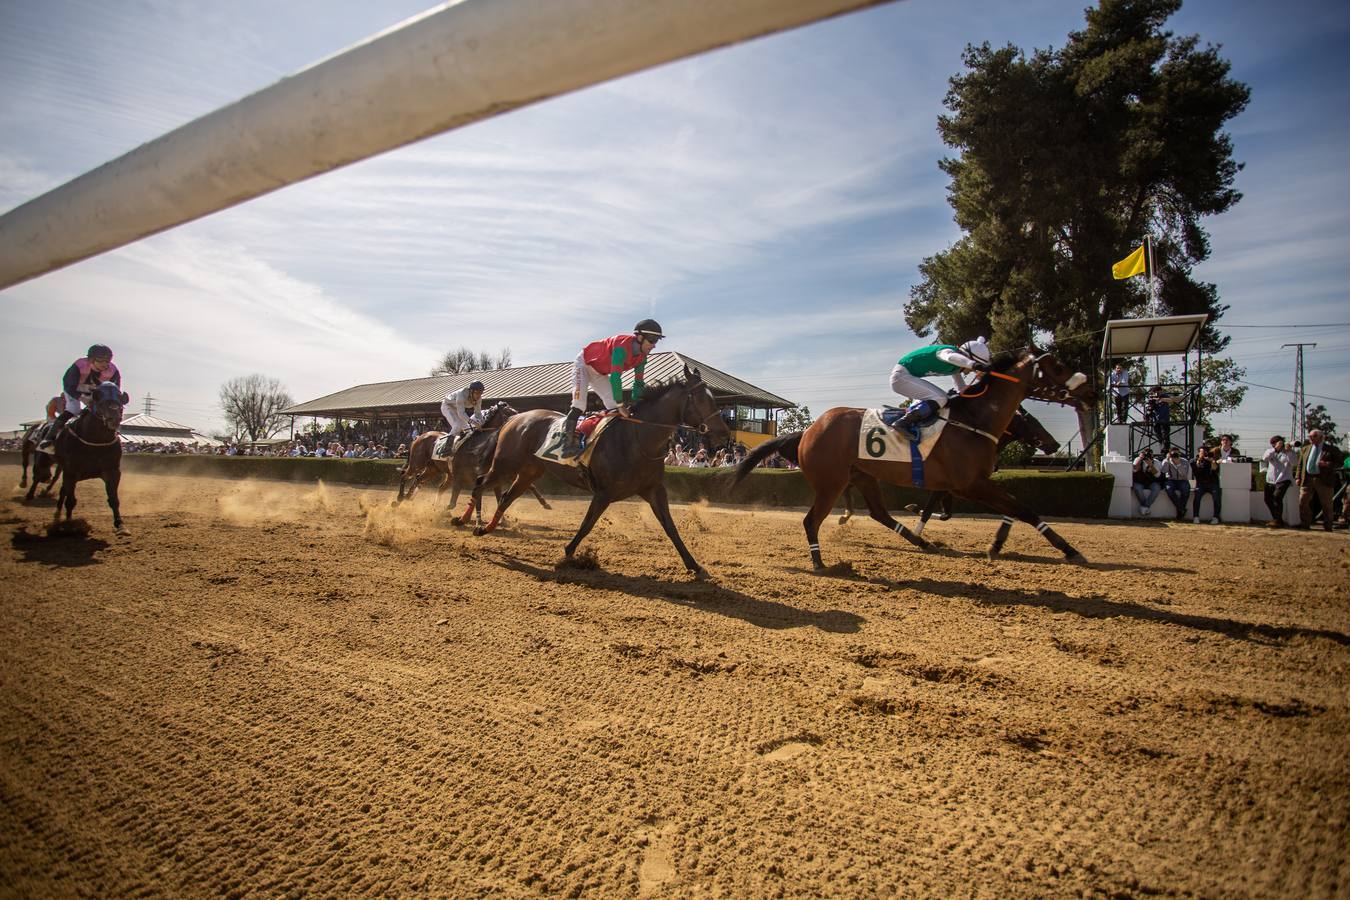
[1112,243,1147,280]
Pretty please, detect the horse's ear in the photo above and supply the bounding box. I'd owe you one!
[691,367,702,382]
[121,392,130,405]
[683,363,692,379]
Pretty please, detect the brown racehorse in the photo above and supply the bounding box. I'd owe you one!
[732,348,1091,568]
[396,402,551,517]
[20,424,63,500]
[836,404,1061,527]
[467,367,730,576]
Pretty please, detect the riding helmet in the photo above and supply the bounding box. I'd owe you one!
[634,319,664,340]
[959,336,991,366]
[468,380,485,392]
[87,344,113,361]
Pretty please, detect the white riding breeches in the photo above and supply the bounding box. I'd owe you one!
[889,366,951,407]
[571,352,620,413]
[440,402,471,438]
[62,392,85,415]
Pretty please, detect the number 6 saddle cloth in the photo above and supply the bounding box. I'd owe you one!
[858,407,948,463]
[535,412,618,467]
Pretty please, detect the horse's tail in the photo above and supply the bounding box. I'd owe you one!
[730,432,802,488]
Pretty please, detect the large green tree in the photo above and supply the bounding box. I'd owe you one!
[905,0,1250,370]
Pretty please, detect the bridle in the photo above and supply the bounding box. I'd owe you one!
[620,384,723,435]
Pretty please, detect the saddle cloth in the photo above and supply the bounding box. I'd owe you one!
[535,413,615,467]
[858,406,948,462]
[432,434,452,458]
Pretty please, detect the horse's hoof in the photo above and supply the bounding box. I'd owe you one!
[986,550,1000,562]
[472,527,488,537]
[837,515,849,525]
[1065,552,1087,565]
[691,567,713,581]
[116,526,131,537]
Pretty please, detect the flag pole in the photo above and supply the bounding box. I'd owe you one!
[1145,234,1158,316]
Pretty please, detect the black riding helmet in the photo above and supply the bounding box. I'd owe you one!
[87,344,113,361]
[634,319,664,341]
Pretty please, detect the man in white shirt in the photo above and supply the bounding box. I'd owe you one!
[1108,363,1131,423]
[1262,435,1294,527]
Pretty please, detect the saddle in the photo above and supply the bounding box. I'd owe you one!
[538,412,615,467]
[880,401,941,433]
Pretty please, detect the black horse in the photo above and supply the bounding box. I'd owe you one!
[52,382,128,534]
[468,367,731,576]
[20,423,62,500]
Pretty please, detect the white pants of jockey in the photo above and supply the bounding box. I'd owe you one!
[63,392,86,415]
[888,366,951,408]
[439,402,471,440]
[570,352,621,413]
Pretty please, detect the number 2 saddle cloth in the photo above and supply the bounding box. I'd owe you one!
[535,412,618,468]
[858,406,948,463]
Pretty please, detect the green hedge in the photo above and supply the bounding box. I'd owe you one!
[0,451,1113,517]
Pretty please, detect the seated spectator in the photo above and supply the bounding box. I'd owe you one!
[1261,436,1292,527]
[1132,448,1161,516]
[1192,445,1221,524]
[1159,446,1191,522]
[690,449,711,468]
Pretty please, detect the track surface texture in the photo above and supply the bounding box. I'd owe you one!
[2,465,1347,896]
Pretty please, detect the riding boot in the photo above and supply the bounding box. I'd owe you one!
[892,400,936,443]
[37,411,72,451]
[560,408,582,458]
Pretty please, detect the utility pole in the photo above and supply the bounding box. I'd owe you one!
[1281,343,1315,442]
[143,393,155,417]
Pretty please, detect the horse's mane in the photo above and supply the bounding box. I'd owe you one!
[988,349,1022,372]
[630,377,690,413]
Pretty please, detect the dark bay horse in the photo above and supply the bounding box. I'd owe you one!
[732,348,1091,567]
[396,402,551,516]
[834,404,1060,527]
[468,367,730,576]
[20,424,62,500]
[52,382,128,534]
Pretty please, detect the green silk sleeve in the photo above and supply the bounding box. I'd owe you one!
[632,359,645,401]
[609,346,628,403]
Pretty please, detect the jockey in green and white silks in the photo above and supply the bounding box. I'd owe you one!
[887,337,992,437]
[561,318,664,456]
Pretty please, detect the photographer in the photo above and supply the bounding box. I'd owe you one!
[1192,445,1222,524]
[1159,446,1192,522]
[1132,448,1162,517]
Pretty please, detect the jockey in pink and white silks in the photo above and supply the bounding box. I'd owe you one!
[560,319,664,456]
[438,380,486,456]
[887,336,991,439]
[38,344,123,451]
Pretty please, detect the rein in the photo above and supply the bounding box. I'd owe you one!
[945,419,1000,444]
[69,424,122,447]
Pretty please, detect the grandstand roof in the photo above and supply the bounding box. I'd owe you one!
[120,413,222,446]
[283,352,792,419]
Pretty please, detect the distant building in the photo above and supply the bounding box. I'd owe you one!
[119,413,222,447]
[284,351,793,447]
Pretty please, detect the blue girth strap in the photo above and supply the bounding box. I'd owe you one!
[910,439,924,488]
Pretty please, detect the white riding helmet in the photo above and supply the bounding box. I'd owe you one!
[959,336,991,366]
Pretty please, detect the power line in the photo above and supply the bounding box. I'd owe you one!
[1237,377,1346,405]
[1220,322,1350,328]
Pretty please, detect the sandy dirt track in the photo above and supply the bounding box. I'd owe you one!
[1,464,1347,897]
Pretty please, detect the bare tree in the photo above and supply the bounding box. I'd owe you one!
[219,374,294,442]
[430,346,512,376]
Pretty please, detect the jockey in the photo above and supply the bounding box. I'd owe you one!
[38,344,121,451]
[561,319,664,456]
[439,380,486,456]
[888,336,992,439]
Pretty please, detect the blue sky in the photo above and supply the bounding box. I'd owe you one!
[1,0,1347,449]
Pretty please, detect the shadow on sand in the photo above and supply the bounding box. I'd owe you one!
[10,526,109,568]
[486,550,864,634]
[903,577,1349,646]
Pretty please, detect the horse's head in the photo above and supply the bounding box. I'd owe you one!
[1021,347,1089,403]
[679,366,731,442]
[1012,408,1060,454]
[91,381,128,431]
[480,401,517,428]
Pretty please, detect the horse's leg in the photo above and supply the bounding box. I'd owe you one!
[55,472,75,524]
[801,476,847,570]
[529,485,552,510]
[940,493,953,519]
[838,485,854,525]
[42,462,62,497]
[20,444,29,488]
[961,478,1084,563]
[474,473,538,536]
[640,483,705,576]
[853,473,931,551]
[105,471,125,533]
[564,490,614,560]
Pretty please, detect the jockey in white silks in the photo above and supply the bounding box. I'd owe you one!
[887,337,992,439]
[438,380,485,456]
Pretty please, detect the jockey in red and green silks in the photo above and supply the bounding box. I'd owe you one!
[561,319,665,455]
[888,336,991,437]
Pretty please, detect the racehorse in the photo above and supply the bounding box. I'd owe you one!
[20,423,62,500]
[395,402,551,517]
[467,366,730,577]
[732,347,1091,567]
[52,382,129,534]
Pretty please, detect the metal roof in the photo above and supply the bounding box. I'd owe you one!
[119,413,223,446]
[1102,314,1208,358]
[283,352,793,419]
